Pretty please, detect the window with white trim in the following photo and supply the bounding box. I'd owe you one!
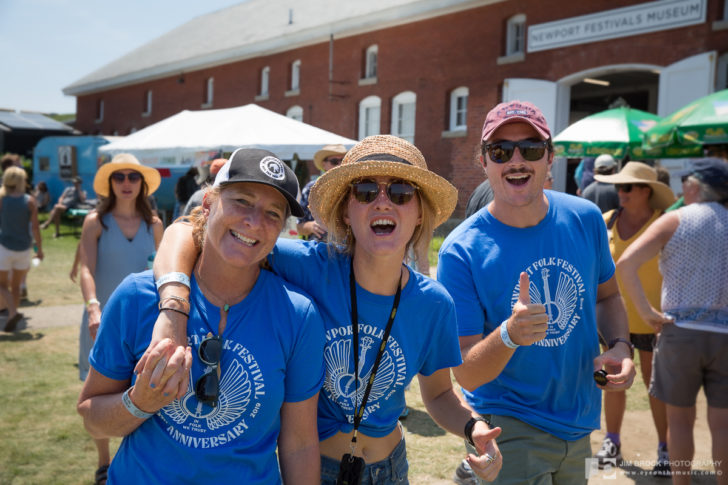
[449,86,469,131]
[260,66,270,96]
[286,105,303,122]
[391,91,416,143]
[358,96,381,139]
[204,77,214,106]
[95,99,104,122]
[291,60,301,91]
[365,45,378,79]
[506,14,526,56]
[142,90,152,116]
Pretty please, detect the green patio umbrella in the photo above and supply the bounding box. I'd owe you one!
[553,107,662,159]
[644,88,728,151]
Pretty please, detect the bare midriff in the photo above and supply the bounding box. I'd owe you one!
[319,424,403,463]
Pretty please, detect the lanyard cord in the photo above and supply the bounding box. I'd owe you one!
[348,258,402,454]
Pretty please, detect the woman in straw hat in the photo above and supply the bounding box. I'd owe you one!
[78,149,323,484]
[77,153,163,484]
[591,161,675,476]
[144,135,503,483]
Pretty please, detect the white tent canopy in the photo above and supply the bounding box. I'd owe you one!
[99,104,357,163]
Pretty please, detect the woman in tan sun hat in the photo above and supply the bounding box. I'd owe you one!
[78,153,163,485]
[145,135,503,483]
[591,161,675,476]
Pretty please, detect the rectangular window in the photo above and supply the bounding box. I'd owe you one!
[142,90,152,116]
[261,67,270,96]
[456,95,467,127]
[95,99,104,122]
[203,78,214,106]
[394,102,415,143]
[364,106,380,137]
[291,60,301,91]
[506,15,526,56]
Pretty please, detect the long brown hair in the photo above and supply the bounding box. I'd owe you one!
[97,171,154,230]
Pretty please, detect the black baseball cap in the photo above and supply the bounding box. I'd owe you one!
[213,148,304,217]
[675,158,728,191]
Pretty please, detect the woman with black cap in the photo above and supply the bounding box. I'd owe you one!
[145,135,502,483]
[77,149,325,484]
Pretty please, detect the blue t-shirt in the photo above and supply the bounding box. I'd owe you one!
[90,270,325,484]
[437,191,614,441]
[270,239,462,440]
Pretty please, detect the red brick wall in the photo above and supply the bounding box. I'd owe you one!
[74,0,728,215]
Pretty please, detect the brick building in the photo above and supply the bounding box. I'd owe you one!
[63,0,728,215]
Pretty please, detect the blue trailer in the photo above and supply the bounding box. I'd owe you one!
[33,135,191,220]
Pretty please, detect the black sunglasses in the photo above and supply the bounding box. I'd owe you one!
[324,156,343,166]
[195,334,223,407]
[484,139,549,164]
[350,179,418,205]
[615,183,649,193]
[110,171,142,183]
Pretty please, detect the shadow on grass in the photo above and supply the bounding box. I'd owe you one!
[0,330,44,342]
[401,407,446,437]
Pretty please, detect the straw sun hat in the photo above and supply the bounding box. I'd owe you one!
[309,135,457,229]
[93,153,161,197]
[313,144,348,171]
[594,161,675,210]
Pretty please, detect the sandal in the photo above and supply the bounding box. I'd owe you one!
[4,313,23,332]
[94,465,109,485]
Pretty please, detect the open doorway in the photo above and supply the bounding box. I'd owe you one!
[563,70,659,194]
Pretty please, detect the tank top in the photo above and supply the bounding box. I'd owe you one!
[605,209,662,334]
[660,202,728,334]
[0,194,31,251]
[95,213,156,304]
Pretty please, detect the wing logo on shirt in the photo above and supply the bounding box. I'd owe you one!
[158,340,261,448]
[323,327,404,421]
[513,257,585,347]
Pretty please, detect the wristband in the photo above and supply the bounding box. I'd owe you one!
[608,337,634,359]
[122,387,155,419]
[464,416,490,447]
[159,306,190,318]
[155,272,191,290]
[85,298,100,309]
[500,320,519,349]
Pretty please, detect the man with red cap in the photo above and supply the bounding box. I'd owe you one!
[438,100,636,484]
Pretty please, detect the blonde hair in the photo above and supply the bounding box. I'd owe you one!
[0,166,27,198]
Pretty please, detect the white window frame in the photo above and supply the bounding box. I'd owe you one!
[358,95,381,140]
[449,86,469,131]
[506,14,526,56]
[718,53,728,91]
[203,77,214,107]
[260,66,270,96]
[142,90,152,117]
[286,105,303,122]
[95,99,104,123]
[365,45,378,79]
[390,91,416,143]
[291,60,301,91]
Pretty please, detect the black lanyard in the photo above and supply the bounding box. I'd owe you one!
[348,258,402,451]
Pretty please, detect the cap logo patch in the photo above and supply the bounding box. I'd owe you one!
[506,109,528,116]
[259,156,285,180]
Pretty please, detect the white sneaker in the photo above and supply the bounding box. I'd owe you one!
[595,437,622,469]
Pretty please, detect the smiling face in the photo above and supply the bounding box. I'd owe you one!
[110,169,142,201]
[343,175,422,262]
[202,182,287,270]
[483,122,552,225]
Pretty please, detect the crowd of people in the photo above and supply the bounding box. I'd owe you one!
[1,98,726,485]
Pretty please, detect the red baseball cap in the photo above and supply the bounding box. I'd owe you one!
[481,100,551,141]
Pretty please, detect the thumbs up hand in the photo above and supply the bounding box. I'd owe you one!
[504,272,549,346]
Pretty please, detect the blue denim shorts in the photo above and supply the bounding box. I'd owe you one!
[321,437,409,484]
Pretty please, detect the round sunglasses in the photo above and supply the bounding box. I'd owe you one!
[110,171,142,183]
[195,334,223,407]
[350,179,418,205]
[484,139,549,164]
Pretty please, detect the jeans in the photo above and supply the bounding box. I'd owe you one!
[321,437,409,484]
